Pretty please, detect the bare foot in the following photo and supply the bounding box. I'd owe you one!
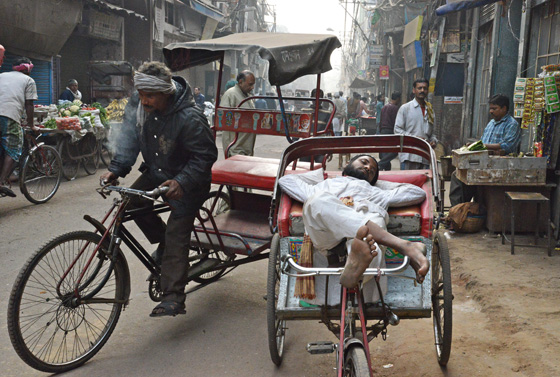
[401,241,429,283]
[340,225,377,288]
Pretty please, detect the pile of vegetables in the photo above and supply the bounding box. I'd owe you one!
[92,102,109,127]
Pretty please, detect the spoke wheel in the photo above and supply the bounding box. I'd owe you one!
[99,139,112,167]
[82,136,99,176]
[432,230,453,366]
[19,145,62,204]
[343,346,370,377]
[7,231,126,373]
[191,191,233,284]
[267,234,285,366]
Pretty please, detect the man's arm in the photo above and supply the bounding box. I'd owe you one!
[393,105,408,135]
[486,118,521,154]
[24,100,34,126]
[278,168,325,203]
[377,180,426,207]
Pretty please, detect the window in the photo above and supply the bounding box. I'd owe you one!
[165,0,175,25]
[534,1,560,71]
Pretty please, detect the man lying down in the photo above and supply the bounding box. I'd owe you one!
[278,154,429,305]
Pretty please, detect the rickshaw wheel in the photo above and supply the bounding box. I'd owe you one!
[431,230,452,366]
[267,234,285,366]
[192,191,233,284]
[343,346,370,377]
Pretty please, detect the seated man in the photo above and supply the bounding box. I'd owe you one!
[278,154,429,298]
[449,94,520,206]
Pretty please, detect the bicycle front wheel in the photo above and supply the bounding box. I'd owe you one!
[7,231,127,373]
[19,145,63,204]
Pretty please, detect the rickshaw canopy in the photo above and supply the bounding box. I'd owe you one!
[163,32,341,86]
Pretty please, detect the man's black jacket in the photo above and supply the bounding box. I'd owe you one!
[108,76,218,213]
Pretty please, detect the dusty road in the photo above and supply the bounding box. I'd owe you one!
[1,134,559,376]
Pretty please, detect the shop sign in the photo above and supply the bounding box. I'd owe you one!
[444,96,463,104]
[379,65,389,80]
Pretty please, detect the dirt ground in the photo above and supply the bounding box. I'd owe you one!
[366,228,560,377]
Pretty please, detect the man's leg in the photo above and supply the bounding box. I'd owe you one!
[129,173,166,246]
[449,171,477,207]
[0,116,22,197]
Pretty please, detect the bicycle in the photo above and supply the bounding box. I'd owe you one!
[0,128,63,204]
[7,184,233,373]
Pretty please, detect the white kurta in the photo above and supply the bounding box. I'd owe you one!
[278,169,426,304]
[394,98,437,164]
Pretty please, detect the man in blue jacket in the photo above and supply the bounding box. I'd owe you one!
[100,61,218,317]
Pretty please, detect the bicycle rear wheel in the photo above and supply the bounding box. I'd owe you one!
[59,139,80,181]
[19,145,63,204]
[7,231,127,373]
[82,136,99,175]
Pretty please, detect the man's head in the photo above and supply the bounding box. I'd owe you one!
[67,79,78,92]
[412,78,429,102]
[488,94,509,121]
[352,92,361,100]
[13,57,33,74]
[135,61,176,113]
[391,91,402,105]
[339,91,344,96]
[334,92,340,99]
[311,88,324,98]
[342,154,379,185]
[237,70,255,95]
[377,94,384,102]
[194,87,201,95]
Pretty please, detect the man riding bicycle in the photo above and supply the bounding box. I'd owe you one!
[100,61,217,317]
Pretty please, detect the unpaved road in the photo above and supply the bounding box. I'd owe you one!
[1,134,559,376]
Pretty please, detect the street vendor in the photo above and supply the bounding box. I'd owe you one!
[449,94,521,206]
[278,154,429,300]
[59,79,82,102]
[99,61,218,317]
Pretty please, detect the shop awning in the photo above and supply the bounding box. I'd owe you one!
[349,77,375,89]
[85,0,147,21]
[435,0,501,16]
[88,61,134,83]
[184,0,224,21]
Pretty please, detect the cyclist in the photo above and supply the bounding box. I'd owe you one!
[0,56,37,197]
[100,61,217,317]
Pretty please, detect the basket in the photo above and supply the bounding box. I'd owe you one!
[453,214,485,233]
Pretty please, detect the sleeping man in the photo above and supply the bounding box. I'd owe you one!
[278,154,429,303]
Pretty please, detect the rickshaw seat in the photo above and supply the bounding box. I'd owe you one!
[278,170,433,238]
[212,155,320,191]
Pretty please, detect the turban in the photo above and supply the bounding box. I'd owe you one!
[134,72,176,94]
[13,62,33,74]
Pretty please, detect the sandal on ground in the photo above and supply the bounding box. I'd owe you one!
[150,300,186,317]
[0,186,16,197]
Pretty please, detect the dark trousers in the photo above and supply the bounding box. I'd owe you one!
[449,171,479,207]
[378,129,398,171]
[129,173,195,303]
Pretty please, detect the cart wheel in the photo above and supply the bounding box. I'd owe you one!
[191,190,233,284]
[432,230,452,366]
[59,140,80,181]
[267,233,285,366]
[82,136,99,175]
[99,140,113,167]
[343,346,370,377]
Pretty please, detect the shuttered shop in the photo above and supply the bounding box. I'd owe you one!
[0,53,53,105]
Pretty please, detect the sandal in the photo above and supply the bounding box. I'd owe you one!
[0,186,16,197]
[150,300,186,317]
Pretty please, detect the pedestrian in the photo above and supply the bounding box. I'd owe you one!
[59,79,82,102]
[375,94,384,133]
[193,86,206,110]
[332,92,346,137]
[449,94,520,206]
[99,61,218,317]
[394,78,437,170]
[0,44,5,68]
[254,92,267,109]
[220,70,256,157]
[0,57,38,197]
[378,92,401,171]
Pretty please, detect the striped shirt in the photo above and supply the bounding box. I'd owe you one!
[481,114,520,154]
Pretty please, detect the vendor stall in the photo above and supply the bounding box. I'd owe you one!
[452,64,560,235]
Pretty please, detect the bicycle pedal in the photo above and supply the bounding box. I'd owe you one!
[306,341,335,354]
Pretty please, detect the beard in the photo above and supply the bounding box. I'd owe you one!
[342,164,373,185]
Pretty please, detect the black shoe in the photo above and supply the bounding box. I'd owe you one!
[0,186,16,197]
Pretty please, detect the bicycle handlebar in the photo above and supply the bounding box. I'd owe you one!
[280,254,410,277]
[99,185,170,198]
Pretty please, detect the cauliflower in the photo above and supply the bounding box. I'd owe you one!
[64,110,71,116]
[69,105,80,113]
[72,100,82,106]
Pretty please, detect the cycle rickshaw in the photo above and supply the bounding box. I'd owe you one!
[7,32,451,376]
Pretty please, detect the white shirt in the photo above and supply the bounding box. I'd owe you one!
[0,71,38,124]
[394,98,437,164]
[278,168,426,223]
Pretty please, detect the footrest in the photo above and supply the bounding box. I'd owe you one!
[306,341,336,355]
[187,258,222,279]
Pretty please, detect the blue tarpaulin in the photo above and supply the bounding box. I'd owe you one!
[435,0,501,16]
